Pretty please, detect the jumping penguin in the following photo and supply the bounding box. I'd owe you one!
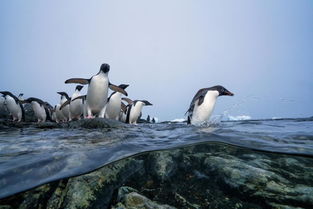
[186,85,234,125]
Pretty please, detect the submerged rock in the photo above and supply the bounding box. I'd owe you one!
[1,143,313,209]
[112,186,176,209]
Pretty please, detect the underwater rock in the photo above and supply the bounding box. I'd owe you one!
[147,151,179,182]
[0,158,144,209]
[112,186,176,209]
[1,143,313,209]
[202,154,313,208]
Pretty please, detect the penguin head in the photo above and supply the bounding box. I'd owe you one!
[57,92,70,100]
[141,100,153,106]
[75,85,84,91]
[100,63,110,74]
[212,85,234,96]
[118,84,129,90]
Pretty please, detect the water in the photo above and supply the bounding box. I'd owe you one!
[0,117,313,199]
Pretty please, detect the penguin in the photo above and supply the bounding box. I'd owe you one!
[18,93,24,101]
[0,95,7,113]
[65,63,128,118]
[69,85,84,120]
[71,95,87,119]
[24,97,52,123]
[147,115,151,123]
[0,91,25,122]
[119,102,128,122]
[60,85,84,121]
[54,104,65,123]
[124,99,152,124]
[57,92,70,121]
[151,117,156,123]
[186,85,234,125]
[51,108,57,122]
[44,102,54,121]
[105,84,129,120]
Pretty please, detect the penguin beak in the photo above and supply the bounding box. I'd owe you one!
[224,90,234,96]
[143,101,153,106]
[227,92,234,96]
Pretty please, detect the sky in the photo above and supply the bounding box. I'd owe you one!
[1,0,312,121]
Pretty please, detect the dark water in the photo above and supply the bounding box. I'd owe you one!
[0,117,312,199]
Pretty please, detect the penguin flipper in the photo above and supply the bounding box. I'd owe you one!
[185,88,209,115]
[72,95,86,102]
[109,83,128,96]
[60,99,71,110]
[20,103,25,122]
[198,95,205,106]
[44,107,52,122]
[126,105,132,124]
[122,97,133,105]
[65,78,90,85]
[121,102,127,113]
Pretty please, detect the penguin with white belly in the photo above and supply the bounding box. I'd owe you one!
[123,98,152,124]
[65,63,128,118]
[71,95,87,119]
[186,85,234,125]
[23,97,52,123]
[59,85,84,121]
[54,104,65,123]
[105,84,129,120]
[0,91,25,122]
[119,102,128,122]
[57,92,70,121]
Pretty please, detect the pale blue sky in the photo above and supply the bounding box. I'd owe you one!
[1,0,312,121]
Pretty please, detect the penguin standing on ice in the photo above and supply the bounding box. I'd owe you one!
[105,84,129,120]
[71,95,87,119]
[57,92,70,121]
[123,98,152,124]
[54,104,65,123]
[24,97,52,123]
[59,85,84,120]
[65,63,128,118]
[186,85,234,125]
[0,91,25,122]
[69,85,84,120]
[119,102,128,122]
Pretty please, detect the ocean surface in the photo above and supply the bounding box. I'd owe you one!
[0,117,313,199]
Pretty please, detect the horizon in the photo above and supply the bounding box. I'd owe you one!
[1,1,312,121]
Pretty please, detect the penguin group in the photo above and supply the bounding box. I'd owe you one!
[0,63,152,124]
[1,63,235,125]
